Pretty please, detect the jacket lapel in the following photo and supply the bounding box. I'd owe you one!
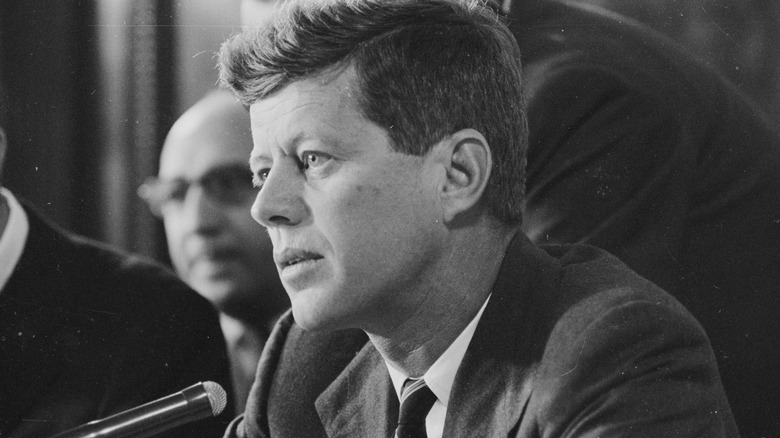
[257,315,368,438]
[240,312,296,438]
[443,235,563,436]
[315,342,397,438]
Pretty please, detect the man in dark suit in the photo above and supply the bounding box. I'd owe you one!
[239,2,780,435]
[0,92,234,436]
[218,0,737,436]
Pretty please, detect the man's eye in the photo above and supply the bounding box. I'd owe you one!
[166,181,189,202]
[302,152,330,170]
[252,169,270,188]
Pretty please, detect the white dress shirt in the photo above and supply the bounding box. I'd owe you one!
[386,294,491,438]
[0,188,29,294]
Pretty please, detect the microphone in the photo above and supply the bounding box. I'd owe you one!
[51,381,227,438]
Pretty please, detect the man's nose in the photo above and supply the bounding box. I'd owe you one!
[251,160,306,228]
[184,185,225,232]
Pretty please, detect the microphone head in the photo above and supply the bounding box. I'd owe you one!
[202,381,228,416]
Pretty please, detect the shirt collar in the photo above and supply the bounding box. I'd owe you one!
[386,294,491,407]
[0,188,30,293]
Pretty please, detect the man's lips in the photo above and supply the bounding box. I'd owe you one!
[186,246,243,267]
[275,248,324,269]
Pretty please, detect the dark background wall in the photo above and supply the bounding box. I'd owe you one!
[0,0,101,235]
[580,0,780,121]
[0,0,777,263]
[0,0,240,263]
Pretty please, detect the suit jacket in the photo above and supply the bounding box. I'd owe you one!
[227,236,737,437]
[508,2,780,435]
[0,204,234,437]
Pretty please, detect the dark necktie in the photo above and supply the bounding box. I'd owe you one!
[395,378,437,438]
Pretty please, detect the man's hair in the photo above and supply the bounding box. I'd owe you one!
[218,0,527,226]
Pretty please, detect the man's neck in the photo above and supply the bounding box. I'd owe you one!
[219,312,267,349]
[220,297,287,335]
[368,226,516,377]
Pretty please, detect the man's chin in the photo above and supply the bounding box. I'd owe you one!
[189,259,241,279]
[290,303,350,332]
[187,261,246,287]
[187,277,239,306]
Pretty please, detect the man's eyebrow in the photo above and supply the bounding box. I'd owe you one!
[249,132,313,170]
[249,154,269,170]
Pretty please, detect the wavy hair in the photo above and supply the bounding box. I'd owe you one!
[219,0,527,226]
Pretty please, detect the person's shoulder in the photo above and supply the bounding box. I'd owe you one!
[70,232,181,288]
[24,204,214,321]
[73,233,214,316]
[540,243,696,328]
[522,246,733,436]
[493,239,703,355]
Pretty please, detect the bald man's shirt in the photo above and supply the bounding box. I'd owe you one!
[0,188,29,294]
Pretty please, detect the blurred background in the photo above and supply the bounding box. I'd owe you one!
[0,0,778,264]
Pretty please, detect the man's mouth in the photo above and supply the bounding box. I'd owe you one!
[276,249,323,269]
[186,245,242,268]
[285,257,307,267]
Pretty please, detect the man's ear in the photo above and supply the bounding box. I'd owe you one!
[434,128,492,223]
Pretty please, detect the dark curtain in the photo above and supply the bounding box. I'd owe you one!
[96,0,176,260]
[577,0,780,121]
[0,0,176,262]
[0,0,101,234]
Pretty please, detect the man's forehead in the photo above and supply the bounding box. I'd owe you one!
[160,134,250,178]
[248,68,361,130]
[162,115,253,176]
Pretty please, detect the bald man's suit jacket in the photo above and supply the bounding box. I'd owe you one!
[0,204,233,437]
[226,236,737,437]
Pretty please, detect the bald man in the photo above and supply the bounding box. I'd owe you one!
[139,90,289,412]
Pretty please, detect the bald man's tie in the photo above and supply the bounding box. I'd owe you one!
[395,378,437,438]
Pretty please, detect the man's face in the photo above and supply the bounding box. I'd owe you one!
[249,69,447,333]
[159,105,286,318]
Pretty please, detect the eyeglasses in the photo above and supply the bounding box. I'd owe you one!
[138,163,256,217]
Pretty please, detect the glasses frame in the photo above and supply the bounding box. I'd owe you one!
[137,163,256,217]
